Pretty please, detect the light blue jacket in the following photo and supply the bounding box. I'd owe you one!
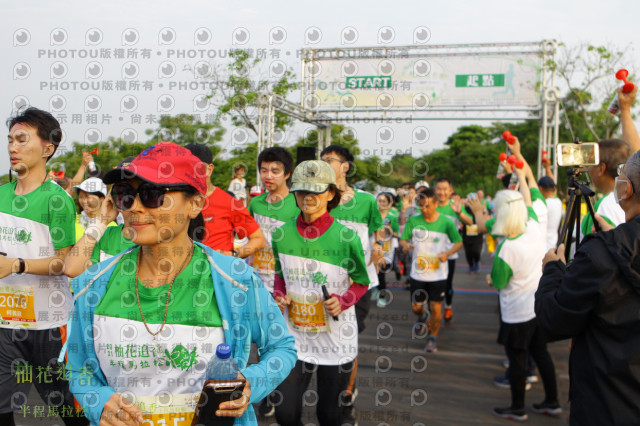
[63,242,297,425]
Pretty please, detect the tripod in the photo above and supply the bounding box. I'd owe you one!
[558,168,600,261]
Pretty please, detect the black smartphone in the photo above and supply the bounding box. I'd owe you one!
[191,379,246,426]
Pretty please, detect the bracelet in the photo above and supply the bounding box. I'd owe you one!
[84,221,108,241]
[17,258,26,275]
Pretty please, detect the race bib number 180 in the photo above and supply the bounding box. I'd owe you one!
[288,292,329,333]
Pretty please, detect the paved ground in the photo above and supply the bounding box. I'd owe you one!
[18,248,571,426]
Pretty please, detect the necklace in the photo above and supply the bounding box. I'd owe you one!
[135,241,194,337]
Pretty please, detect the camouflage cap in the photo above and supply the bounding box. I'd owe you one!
[290,160,336,193]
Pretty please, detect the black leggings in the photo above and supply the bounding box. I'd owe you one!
[274,360,353,426]
[505,324,558,409]
[445,259,456,306]
[377,263,393,291]
[463,236,483,269]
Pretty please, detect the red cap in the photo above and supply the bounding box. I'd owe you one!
[103,142,207,194]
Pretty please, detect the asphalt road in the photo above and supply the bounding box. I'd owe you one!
[17,248,571,426]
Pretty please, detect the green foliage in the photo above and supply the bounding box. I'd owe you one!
[213,49,298,135]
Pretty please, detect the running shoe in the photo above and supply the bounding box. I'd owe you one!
[492,406,528,421]
[370,288,380,301]
[377,294,389,308]
[531,400,562,416]
[493,376,531,391]
[527,374,539,384]
[444,306,453,324]
[413,314,429,337]
[424,337,437,353]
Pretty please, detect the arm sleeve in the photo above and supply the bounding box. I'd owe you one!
[527,206,539,223]
[66,286,114,424]
[400,219,413,241]
[242,275,297,403]
[230,199,260,239]
[535,238,610,341]
[447,220,463,243]
[530,188,547,206]
[333,283,369,311]
[51,191,77,250]
[490,248,513,291]
[369,197,384,233]
[390,216,400,234]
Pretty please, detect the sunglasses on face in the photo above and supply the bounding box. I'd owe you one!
[110,182,191,210]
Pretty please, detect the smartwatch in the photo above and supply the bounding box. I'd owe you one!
[17,258,26,275]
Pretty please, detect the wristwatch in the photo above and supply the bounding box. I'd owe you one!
[17,258,26,275]
[231,250,239,257]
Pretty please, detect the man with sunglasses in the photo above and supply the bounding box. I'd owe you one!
[0,108,88,425]
[185,143,265,258]
[536,151,640,425]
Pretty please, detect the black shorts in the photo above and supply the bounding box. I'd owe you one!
[409,278,447,304]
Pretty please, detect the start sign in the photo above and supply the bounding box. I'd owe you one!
[346,76,392,89]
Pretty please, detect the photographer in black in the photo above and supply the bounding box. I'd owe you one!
[535,151,640,425]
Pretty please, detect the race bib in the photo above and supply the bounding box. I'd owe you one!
[466,224,479,236]
[253,247,275,273]
[0,285,36,326]
[417,253,440,273]
[137,393,198,426]
[381,239,393,255]
[288,292,329,333]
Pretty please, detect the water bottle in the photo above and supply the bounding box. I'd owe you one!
[206,343,238,380]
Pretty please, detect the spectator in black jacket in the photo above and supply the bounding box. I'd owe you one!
[536,150,640,425]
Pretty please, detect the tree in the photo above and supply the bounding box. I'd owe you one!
[547,43,635,141]
[211,49,298,135]
[145,114,225,155]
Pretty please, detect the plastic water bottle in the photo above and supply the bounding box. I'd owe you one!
[206,343,238,380]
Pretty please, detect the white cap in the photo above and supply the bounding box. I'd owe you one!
[415,180,429,189]
[74,177,108,197]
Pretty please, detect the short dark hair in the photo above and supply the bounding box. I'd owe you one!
[417,187,436,201]
[7,107,62,161]
[258,147,294,187]
[434,177,452,187]
[184,143,213,164]
[320,145,354,174]
[599,139,630,180]
[377,192,394,205]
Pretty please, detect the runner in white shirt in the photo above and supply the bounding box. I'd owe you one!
[0,108,87,425]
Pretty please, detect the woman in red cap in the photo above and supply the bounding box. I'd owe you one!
[63,142,296,426]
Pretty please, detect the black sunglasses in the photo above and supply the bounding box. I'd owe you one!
[111,182,192,210]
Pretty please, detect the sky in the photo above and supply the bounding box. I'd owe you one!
[2,0,639,173]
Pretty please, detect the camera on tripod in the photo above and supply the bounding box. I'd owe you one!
[555,141,601,260]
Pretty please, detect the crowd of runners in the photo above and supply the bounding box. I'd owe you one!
[1,83,640,426]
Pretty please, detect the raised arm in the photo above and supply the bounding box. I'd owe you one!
[618,85,640,154]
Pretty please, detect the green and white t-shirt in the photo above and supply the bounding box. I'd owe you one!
[436,201,469,260]
[93,245,224,425]
[330,190,383,288]
[248,193,299,292]
[490,207,545,324]
[401,214,462,282]
[0,180,75,330]
[380,214,400,264]
[89,224,134,264]
[272,220,369,365]
[581,192,625,237]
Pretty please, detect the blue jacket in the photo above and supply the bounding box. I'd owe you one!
[63,242,297,425]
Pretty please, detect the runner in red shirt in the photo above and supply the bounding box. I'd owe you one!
[185,143,265,257]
